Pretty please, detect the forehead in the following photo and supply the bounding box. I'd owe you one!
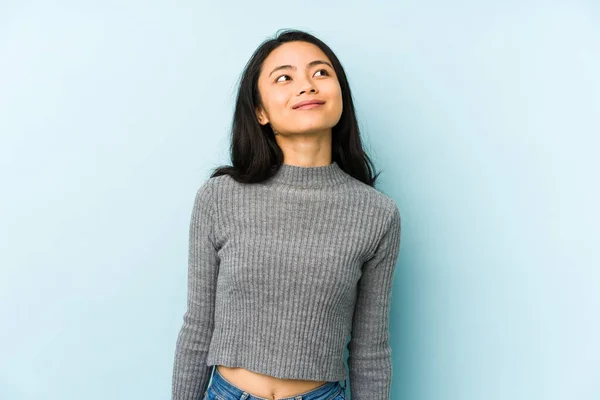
[261,41,331,71]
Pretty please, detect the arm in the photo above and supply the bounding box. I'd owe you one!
[347,204,401,399]
[172,180,219,399]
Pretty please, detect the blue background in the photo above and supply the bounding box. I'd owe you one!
[1,1,598,399]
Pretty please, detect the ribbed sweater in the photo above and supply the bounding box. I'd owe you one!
[171,161,402,400]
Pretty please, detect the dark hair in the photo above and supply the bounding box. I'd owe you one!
[210,28,382,187]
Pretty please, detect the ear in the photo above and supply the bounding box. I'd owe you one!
[255,106,269,126]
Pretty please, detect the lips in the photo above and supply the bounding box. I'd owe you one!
[292,99,325,109]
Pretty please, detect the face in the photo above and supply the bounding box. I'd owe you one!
[255,41,343,136]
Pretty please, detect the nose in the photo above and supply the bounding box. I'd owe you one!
[298,83,317,95]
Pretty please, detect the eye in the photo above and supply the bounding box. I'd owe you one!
[274,69,331,83]
[275,74,291,83]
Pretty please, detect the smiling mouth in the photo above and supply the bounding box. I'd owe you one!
[294,103,324,110]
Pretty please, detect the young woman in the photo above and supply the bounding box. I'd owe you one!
[172,29,402,400]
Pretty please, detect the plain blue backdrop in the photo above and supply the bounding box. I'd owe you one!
[1,1,598,399]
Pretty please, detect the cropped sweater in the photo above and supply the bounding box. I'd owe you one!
[171,161,402,400]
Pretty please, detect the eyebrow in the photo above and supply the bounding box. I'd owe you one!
[268,60,334,78]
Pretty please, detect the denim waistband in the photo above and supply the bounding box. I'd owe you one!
[208,366,345,400]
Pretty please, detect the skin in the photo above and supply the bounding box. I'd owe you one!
[216,41,344,399]
[255,40,343,168]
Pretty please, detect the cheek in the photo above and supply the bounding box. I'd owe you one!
[258,84,287,115]
[327,85,343,112]
[267,90,290,109]
[324,82,342,102]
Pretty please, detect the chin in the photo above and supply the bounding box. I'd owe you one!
[293,126,335,135]
[292,118,338,131]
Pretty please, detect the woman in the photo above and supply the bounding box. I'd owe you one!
[172,29,402,400]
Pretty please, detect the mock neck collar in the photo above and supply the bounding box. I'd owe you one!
[266,161,350,188]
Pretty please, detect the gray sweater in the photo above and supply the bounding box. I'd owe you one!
[172,161,401,400]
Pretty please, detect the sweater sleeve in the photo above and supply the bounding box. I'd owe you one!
[347,204,401,400]
[172,180,219,400]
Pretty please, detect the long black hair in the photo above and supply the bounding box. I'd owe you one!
[210,28,382,187]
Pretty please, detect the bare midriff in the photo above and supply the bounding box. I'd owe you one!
[216,365,329,399]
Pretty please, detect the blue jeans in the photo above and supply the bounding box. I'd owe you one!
[202,366,347,400]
